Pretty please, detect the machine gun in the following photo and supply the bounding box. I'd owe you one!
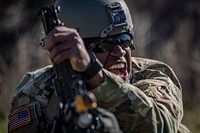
[38,5,122,133]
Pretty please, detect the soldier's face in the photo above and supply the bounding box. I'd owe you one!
[94,44,132,81]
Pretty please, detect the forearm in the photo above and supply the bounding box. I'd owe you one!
[91,69,183,133]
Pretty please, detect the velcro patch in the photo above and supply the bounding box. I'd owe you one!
[9,108,31,131]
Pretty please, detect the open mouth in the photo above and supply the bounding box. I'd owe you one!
[108,63,128,80]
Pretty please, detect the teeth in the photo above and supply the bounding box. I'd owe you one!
[109,63,125,70]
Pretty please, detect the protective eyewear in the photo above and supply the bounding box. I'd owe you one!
[86,33,135,53]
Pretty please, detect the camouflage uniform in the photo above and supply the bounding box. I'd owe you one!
[8,57,190,133]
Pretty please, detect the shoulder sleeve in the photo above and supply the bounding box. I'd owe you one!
[91,61,184,133]
[8,66,54,133]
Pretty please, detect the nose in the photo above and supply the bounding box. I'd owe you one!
[110,44,126,57]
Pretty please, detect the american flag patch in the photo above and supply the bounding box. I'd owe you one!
[9,108,31,131]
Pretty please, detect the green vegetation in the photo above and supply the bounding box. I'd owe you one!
[0,119,8,133]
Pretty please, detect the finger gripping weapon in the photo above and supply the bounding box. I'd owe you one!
[38,5,122,133]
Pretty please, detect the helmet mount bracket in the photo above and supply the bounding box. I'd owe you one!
[101,2,128,38]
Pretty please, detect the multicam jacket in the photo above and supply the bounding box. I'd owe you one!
[8,57,190,133]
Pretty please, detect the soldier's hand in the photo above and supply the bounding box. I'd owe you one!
[45,26,91,72]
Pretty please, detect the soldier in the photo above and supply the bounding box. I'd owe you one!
[8,0,190,133]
